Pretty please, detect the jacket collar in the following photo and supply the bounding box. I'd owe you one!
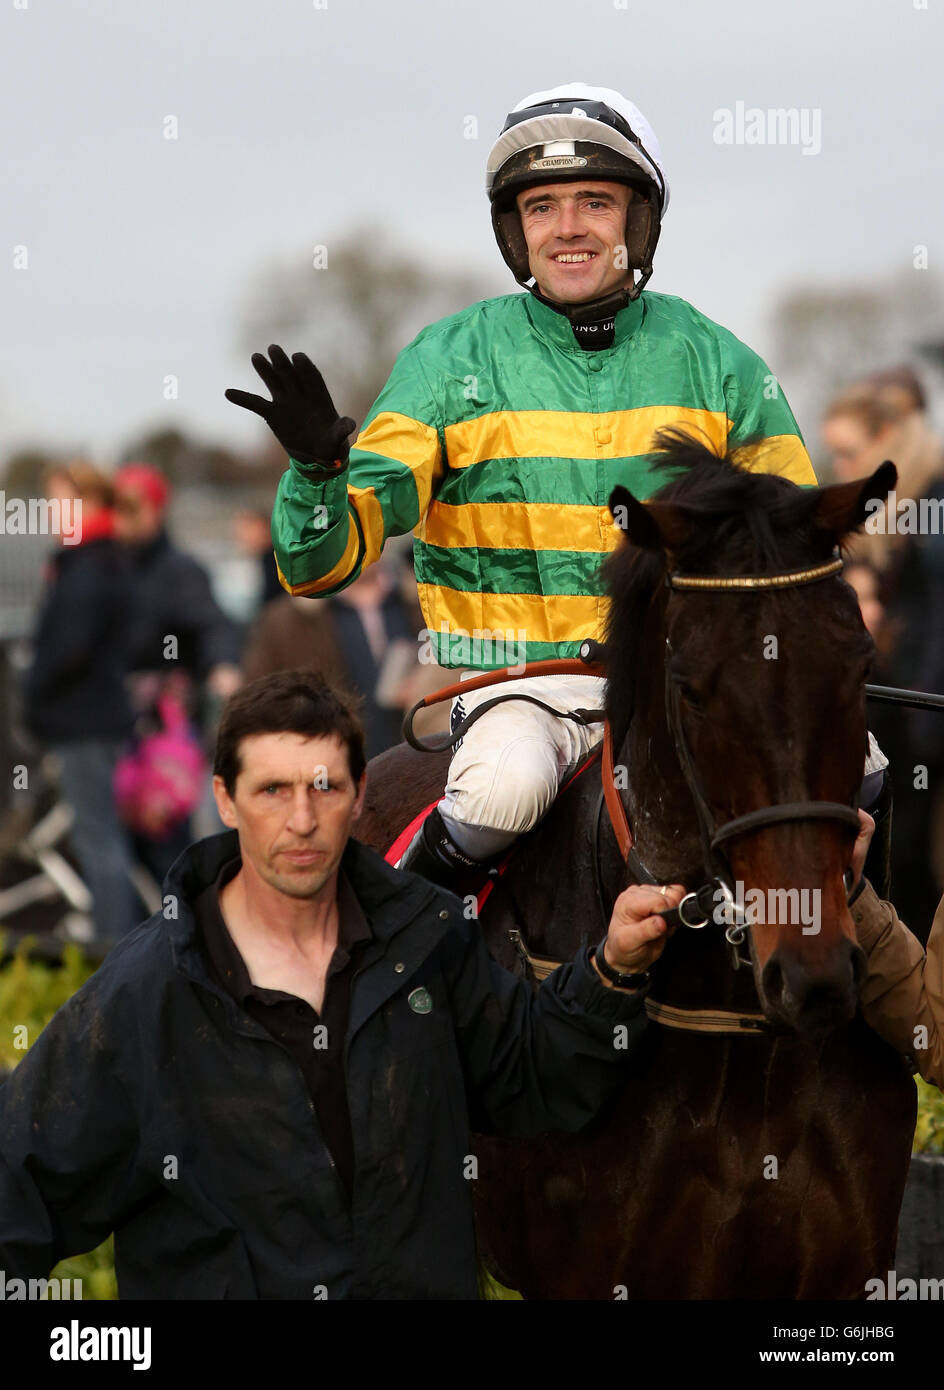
[53,525,117,568]
[131,527,172,567]
[162,829,450,1005]
[523,285,645,353]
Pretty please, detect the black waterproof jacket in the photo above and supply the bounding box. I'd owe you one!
[0,831,648,1299]
[24,535,134,743]
[123,528,241,678]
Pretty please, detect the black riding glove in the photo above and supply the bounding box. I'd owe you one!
[225,344,356,473]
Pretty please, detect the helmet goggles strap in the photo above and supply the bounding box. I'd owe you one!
[499,98,666,208]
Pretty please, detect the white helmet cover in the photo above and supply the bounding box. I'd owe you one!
[486,83,670,212]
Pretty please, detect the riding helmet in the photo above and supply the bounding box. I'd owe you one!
[486,83,670,301]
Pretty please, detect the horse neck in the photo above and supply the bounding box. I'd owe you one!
[619,591,704,885]
[612,592,752,1008]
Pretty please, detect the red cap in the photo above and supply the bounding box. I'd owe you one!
[114,462,170,510]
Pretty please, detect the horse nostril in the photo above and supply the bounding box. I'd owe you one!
[761,957,784,1007]
[763,939,862,1032]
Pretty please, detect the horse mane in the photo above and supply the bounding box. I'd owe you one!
[602,427,827,737]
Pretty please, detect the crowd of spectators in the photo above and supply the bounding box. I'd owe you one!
[17,462,444,946]
[821,364,944,934]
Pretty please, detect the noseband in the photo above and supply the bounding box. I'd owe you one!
[659,554,861,949]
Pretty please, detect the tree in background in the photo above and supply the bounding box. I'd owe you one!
[235,227,495,467]
[116,427,253,490]
[3,451,58,501]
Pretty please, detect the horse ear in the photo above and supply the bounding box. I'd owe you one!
[609,486,657,547]
[812,460,898,539]
[609,487,692,552]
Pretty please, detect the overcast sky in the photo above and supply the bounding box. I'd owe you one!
[1,0,941,469]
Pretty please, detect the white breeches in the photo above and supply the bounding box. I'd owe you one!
[439,673,607,859]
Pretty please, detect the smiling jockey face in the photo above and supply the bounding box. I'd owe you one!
[514,179,636,305]
[486,84,670,306]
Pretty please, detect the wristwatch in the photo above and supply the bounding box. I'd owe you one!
[591,940,650,991]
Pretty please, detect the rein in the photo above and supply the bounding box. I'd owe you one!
[402,658,607,755]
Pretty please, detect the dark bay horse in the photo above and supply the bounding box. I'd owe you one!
[357,432,917,1299]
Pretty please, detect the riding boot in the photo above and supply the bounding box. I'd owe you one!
[859,767,893,901]
[397,806,492,900]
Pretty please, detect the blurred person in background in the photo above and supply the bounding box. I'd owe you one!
[822,367,944,595]
[23,462,138,942]
[113,462,244,883]
[823,368,944,934]
[233,506,284,612]
[843,558,887,647]
[242,547,449,759]
[823,365,942,486]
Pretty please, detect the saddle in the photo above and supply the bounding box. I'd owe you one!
[383,745,603,922]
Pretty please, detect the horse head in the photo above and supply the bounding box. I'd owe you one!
[604,429,897,1034]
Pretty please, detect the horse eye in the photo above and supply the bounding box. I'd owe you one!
[678,681,705,710]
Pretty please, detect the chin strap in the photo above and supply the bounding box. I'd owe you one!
[529,283,629,324]
[527,265,653,322]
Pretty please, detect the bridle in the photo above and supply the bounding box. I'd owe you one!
[643,554,862,957]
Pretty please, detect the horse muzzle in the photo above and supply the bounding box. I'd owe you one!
[758,932,866,1034]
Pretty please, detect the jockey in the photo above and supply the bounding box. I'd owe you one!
[227,82,873,895]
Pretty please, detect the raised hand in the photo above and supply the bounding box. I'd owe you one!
[225,345,356,470]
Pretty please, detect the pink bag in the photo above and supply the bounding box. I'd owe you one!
[113,691,206,838]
